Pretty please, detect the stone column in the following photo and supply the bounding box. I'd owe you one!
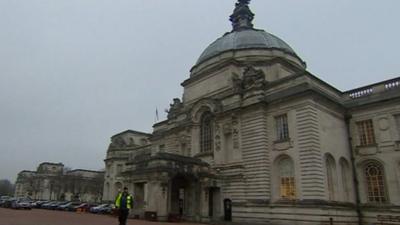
[191,124,200,156]
[199,179,210,222]
[145,180,169,221]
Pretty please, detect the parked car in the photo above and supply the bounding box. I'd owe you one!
[66,202,82,211]
[75,203,96,212]
[11,200,31,210]
[0,196,11,207]
[41,201,58,209]
[50,201,68,210]
[2,198,16,208]
[32,200,49,208]
[56,202,73,210]
[90,204,112,214]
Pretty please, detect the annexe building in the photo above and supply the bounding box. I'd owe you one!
[103,1,400,224]
[15,162,104,203]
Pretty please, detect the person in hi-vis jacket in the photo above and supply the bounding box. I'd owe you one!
[115,187,133,225]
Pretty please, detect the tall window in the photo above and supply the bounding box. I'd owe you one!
[395,114,400,137]
[275,114,289,141]
[279,157,296,199]
[325,155,336,201]
[340,158,351,201]
[365,162,387,203]
[357,120,375,146]
[200,112,213,152]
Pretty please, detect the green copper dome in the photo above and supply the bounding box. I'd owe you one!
[196,29,299,65]
[195,0,302,66]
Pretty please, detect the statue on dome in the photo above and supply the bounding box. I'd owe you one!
[237,0,250,6]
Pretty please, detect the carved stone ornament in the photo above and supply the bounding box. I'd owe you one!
[378,117,389,131]
[167,98,183,119]
[109,137,126,149]
[215,124,221,151]
[242,66,266,90]
[223,123,232,135]
[232,116,240,149]
[232,73,243,94]
[231,66,266,96]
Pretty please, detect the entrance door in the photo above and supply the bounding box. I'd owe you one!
[208,189,213,217]
[224,199,232,221]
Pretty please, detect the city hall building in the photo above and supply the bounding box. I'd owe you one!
[102,1,400,224]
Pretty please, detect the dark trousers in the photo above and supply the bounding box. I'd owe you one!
[118,208,129,225]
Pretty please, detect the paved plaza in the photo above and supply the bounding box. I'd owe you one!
[0,208,205,225]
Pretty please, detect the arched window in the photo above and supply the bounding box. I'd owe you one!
[364,162,387,203]
[279,157,296,199]
[340,158,351,201]
[325,154,337,201]
[200,112,214,153]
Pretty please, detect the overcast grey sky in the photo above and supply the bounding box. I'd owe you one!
[1,0,399,182]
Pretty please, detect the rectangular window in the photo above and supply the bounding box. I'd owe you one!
[357,120,376,146]
[275,114,289,141]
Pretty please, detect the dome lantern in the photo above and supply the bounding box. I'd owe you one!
[230,0,255,31]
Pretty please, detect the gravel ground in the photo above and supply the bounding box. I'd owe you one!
[0,208,205,225]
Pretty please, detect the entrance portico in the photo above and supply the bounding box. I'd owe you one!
[123,152,220,222]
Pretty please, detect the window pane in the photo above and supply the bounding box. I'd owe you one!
[200,113,213,152]
[357,120,375,146]
[279,158,295,199]
[365,162,387,203]
[276,114,289,141]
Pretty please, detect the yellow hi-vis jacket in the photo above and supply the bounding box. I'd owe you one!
[115,193,133,209]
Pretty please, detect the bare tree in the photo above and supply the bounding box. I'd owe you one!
[0,179,14,196]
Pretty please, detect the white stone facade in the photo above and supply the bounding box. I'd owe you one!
[103,1,400,224]
[15,162,104,203]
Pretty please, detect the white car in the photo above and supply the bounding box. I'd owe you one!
[11,200,31,210]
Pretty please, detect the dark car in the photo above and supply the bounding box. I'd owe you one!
[2,198,16,208]
[0,196,11,207]
[66,202,82,211]
[41,201,58,209]
[33,200,49,208]
[49,201,68,210]
[56,202,73,210]
[75,203,96,212]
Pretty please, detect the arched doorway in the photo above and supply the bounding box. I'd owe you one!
[169,175,199,220]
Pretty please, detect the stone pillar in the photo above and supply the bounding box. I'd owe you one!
[191,124,200,156]
[199,180,210,222]
[145,180,169,221]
